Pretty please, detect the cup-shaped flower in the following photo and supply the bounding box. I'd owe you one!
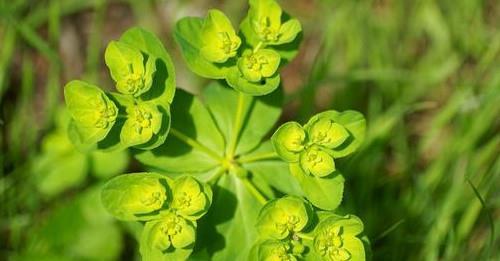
[200,9,241,63]
[101,173,168,221]
[105,41,156,97]
[256,240,297,261]
[64,80,118,144]
[171,176,212,220]
[304,110,366,159]
[271,122,306,162]
[299,146,335,177]
[121,103,162,147]
[143,212,196,251]
[237,49,280,82]
[313,215,365,261]
[307,117,349,149]
[247,0,301,45]
[257,196,311,239]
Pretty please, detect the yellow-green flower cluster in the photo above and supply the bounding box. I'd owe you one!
[272,112,350,178]
[174,0,301,95]
[64,28,172,151]
[101,173,212,258]
[251,196,312,260]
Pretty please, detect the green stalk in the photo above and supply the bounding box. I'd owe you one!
[242,178,267,205]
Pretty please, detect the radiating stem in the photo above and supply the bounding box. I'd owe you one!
[170,128,223,161]
[237,152,279,164]
[242,178,268,205]
[227,92,247,157]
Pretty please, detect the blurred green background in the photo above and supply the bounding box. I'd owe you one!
[1,0,499,260]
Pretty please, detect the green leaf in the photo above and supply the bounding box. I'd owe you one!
[271,121,306,162]
[240,141,303,196]
[140,214,195,261]
[290,163,345,211]
[119,27,176,104]
[21,185,123,261]
[90,150,129,179]
[174,17,235,79]
[104,41,155,97]
[64,80,118,144]
[200,9,241,63]
[304,110,366,158]
[198,174,261,260]
[134,89,224,174]
[34,152,88,198]
[202,82,283,156]
[101,172,170,221]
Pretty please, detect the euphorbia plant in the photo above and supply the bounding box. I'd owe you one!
[63,0,369,260]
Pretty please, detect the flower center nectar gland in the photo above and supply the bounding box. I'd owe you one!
[93,95,116,129]
[133,107,153,134]
[259,17,279,42]
[161,215,183,237]
[316,226,351,261]
[140,191,163,207]
[175,192,192,208]
[245,53,269,72]
[218,32,238,55]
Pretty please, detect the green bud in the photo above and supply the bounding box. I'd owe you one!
[299,146,335,177]
[200,9,241,63]
[290,240,305,256]
[105,41,156,97]
[313,215,365,261]
[258,240,297,261]
[121,103,162,147]
[248,0,302,45]
[257,196,310,239]
[64,80,118,144]
[101,173,168,221]
[143,212,196,251]
[237,49,280,82]
[308,117,349,149]
[171,176,212,220]
[271,122,306,162]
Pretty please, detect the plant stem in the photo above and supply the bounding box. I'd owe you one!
[227,92,247,157]
[170,128,224,161]
[237,152,279,164]
[253,41,263,53]
[295,232,314,241]
[208,168,227,185]
[242,178,268,205]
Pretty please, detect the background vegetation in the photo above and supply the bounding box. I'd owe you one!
[1,0,499,260]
